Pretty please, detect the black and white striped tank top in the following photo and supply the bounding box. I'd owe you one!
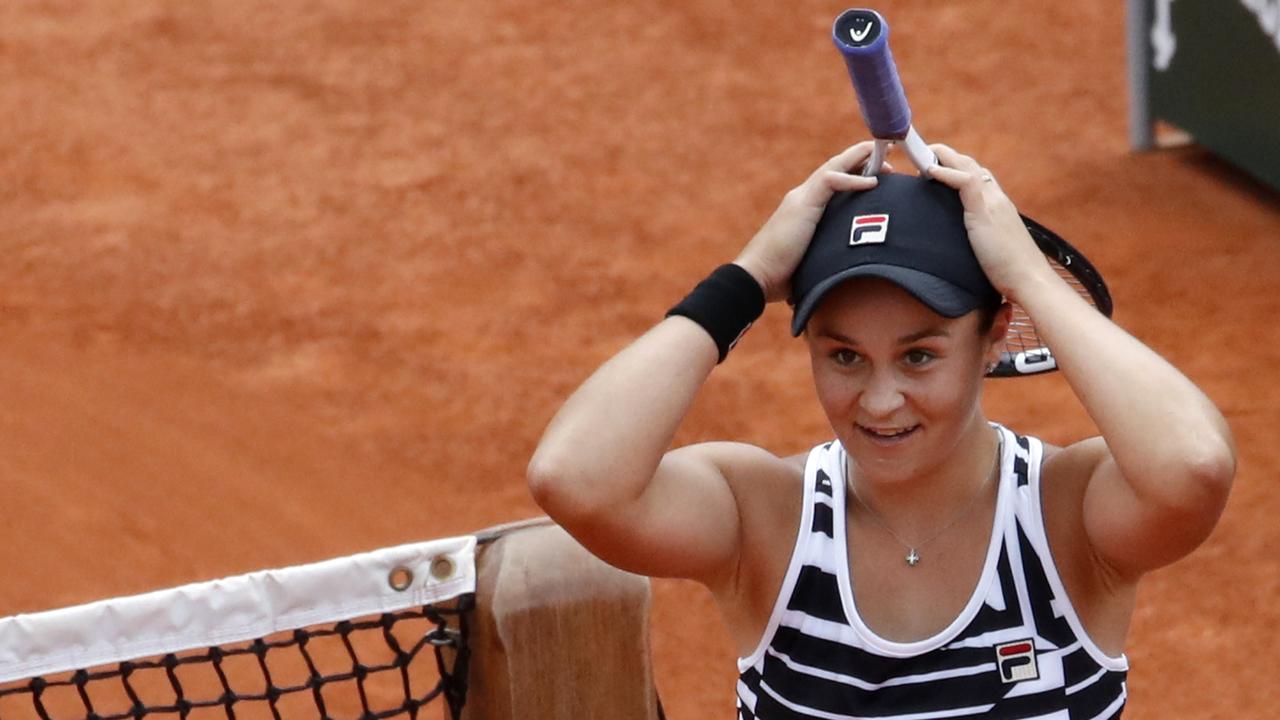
[736,425,1129,719]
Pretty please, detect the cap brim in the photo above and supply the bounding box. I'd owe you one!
[790,264,982,336]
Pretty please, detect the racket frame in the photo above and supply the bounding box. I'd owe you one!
[861,127,936,177]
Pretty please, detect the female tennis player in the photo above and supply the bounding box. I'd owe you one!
[527,141,1235,718]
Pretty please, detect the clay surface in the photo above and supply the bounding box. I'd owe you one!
[1,1,1276,717]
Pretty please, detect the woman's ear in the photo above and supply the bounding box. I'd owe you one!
[985,303,1014,368]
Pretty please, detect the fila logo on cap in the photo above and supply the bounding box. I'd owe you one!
[995,639,1039,684]
[849,214,889,246]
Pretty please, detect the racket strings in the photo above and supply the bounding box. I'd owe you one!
[986,216,1113,376]
[1001,261,1096,355]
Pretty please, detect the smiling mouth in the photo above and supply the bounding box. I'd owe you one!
[857,424,920,444]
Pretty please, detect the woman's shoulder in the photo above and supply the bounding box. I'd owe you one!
[688,441,813,539]
[664,441,811,546]
[993,424,1104,478]
[1036,434,1109,487]
[705,442,815,655]
[679,440,818,486]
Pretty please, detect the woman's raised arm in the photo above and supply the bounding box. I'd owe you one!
[527,142,882,583]
[928,144,1236,579]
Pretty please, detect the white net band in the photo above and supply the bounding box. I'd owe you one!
[0,534,476,685]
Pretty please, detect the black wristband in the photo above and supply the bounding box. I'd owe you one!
[666,263,766,363]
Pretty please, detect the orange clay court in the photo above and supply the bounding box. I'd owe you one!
[0,1,1277,718]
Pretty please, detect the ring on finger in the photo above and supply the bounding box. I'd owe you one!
[980,172,994,183]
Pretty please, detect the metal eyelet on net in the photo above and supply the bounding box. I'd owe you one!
[429,556,455,581]
[387,565,414,592]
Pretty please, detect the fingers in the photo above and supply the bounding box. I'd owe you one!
[817,141,906,178]
[927,143,998,194]
[789,143,883,208]
[822,141,878,173]
[927,163,975,191]
[821,141,898,176]
[824,170,879,191]
[931,143,982,173]
[793,169,876,209]
[789,142,912,209]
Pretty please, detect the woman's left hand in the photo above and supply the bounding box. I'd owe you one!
[925,144,1054,301]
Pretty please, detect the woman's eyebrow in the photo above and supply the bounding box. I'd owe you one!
[897,327,950,344]
[815,326,950,345]
[816,330,859,345]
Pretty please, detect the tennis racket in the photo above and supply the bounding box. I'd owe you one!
[831,8,1113,378]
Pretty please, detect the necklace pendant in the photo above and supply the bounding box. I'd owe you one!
[906,549,920,566]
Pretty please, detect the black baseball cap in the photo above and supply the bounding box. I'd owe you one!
[789,173,1001,336]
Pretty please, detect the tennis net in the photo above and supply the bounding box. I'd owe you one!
[0,535,477,720]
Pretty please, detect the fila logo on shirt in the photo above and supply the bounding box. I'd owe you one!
[995,639,1040,683]
[849,214,889,245]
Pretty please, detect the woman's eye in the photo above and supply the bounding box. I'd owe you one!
[832,349,860,366]
[904,349,935,366]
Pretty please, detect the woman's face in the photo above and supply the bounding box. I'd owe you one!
[804,278,1006,485]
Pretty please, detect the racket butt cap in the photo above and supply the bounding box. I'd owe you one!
[832,9,911,140]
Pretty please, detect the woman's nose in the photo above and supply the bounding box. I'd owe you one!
[858,369,906,418]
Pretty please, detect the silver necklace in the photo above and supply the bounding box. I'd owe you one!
[844,434,1002,567]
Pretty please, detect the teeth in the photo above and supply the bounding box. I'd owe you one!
[866,426,911,437]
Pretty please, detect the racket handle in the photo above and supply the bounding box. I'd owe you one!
[832,9,911,141]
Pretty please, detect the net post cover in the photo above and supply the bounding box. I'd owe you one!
[462,523,660,720]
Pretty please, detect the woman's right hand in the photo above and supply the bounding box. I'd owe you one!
[734,141,883,303]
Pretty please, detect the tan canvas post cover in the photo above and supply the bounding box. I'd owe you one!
[462,520,659,720]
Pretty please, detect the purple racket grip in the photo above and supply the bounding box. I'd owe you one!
[832,9,911,140]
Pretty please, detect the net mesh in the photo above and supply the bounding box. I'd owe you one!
[0,535,479,720]
[0,597,473,720]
